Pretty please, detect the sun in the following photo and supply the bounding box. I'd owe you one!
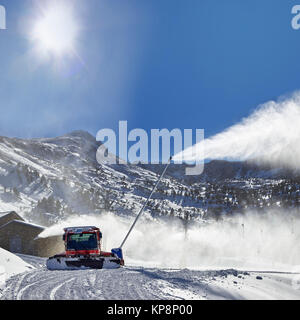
[29,1,80,59]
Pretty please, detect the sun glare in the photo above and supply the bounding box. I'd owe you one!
[30,1,80,59]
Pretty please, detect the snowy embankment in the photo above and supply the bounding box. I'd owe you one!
[0,248,34,297]
[0,254,300,300]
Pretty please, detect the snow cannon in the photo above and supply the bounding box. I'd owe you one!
[46,226,124,270]
[46,156,172,271]
[111,248,123,260]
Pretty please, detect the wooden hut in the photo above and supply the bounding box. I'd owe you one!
[0,211,24,227]
[0,219,44,255]
[0,211,65,257]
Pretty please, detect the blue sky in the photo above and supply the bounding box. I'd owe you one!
[0,0,299,140]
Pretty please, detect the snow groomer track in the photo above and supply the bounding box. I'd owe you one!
[1,255,300,300]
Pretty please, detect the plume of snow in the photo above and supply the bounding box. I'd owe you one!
[175,92,300,171]
[38,210,300,271]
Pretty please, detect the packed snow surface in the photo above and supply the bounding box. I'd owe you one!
[0,254,300,300]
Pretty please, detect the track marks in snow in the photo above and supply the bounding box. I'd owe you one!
[17,279,43,300]
[50,278,76,300]
[2,255,300,300]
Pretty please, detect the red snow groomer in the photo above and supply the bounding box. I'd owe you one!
[46,157,173,271]
[46,226,124,270]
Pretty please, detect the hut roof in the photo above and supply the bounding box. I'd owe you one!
[0,219,44,232]
[0,211,24,220]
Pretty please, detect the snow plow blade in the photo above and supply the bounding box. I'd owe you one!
[46,255,122,270]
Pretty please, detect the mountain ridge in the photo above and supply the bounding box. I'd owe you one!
[0,130,297,226]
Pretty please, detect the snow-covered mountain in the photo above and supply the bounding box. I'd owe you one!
[0,131,298,226]
[0,130,200,226]
[142,159,300,184]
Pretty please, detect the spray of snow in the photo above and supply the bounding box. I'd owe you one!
[38,210,300,271]
[174,92,300,170]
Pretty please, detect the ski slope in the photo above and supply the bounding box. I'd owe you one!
[1,254,300,300]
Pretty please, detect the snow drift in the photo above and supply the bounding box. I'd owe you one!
[0,247,34,292]
[38,210,300,271]
[174,91,300,171]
